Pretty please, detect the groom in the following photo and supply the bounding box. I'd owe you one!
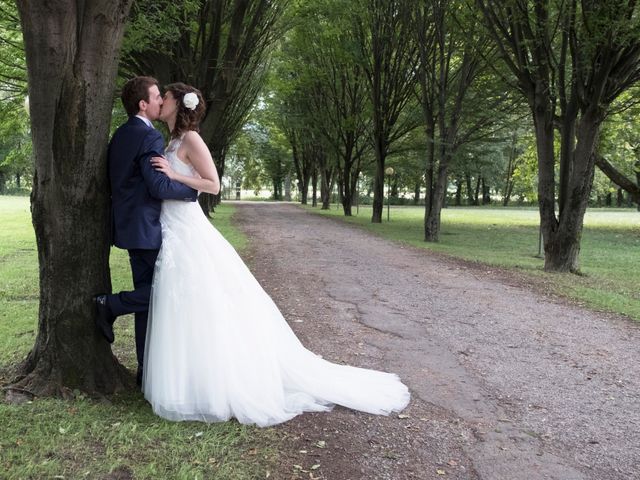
[94,76,198,385]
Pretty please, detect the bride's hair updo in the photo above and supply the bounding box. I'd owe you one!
[164,82,206,138]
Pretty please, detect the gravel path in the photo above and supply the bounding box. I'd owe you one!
[232,202,640,480]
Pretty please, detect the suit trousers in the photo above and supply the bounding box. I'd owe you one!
[108,248,159,368]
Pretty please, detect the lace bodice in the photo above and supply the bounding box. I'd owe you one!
[165,137,197,177]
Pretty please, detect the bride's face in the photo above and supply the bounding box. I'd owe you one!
[159,91,178,123]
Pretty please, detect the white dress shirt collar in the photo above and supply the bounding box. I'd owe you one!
[135,115,153,128]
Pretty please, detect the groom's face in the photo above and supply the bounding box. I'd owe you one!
[140,85,163,121]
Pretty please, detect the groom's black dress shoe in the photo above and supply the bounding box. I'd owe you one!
[93,295,115,343]
[136,368,143,388]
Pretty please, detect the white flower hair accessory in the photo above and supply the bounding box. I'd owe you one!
[183,92,199,110]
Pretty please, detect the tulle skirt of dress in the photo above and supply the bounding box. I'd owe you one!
[142,200,410,427]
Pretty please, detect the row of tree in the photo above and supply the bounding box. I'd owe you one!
[254,0,640,274]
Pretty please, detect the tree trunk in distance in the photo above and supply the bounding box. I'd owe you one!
[454,179,462,206]
[424,157,450,242]
[482,178,491,205]
[311,165,318,207]
[371,141,385,223]
[465,173,473,205]
[284,174,291,201]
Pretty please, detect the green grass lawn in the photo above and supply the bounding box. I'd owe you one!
[310,204,640,321]
[0,196,275,480]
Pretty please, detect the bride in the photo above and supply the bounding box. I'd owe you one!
[145,82,410,427]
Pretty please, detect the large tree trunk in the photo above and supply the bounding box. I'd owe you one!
[533,107,561,269]
[545,113,599,272]
[13,0,133,397]
[536,108,600,273]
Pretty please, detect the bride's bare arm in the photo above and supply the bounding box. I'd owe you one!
[151,132,221,194]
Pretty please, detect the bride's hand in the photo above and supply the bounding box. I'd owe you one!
[151,156,176,179]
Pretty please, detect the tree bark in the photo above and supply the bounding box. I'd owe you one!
[539,111,599,273]
[13,0,133,396]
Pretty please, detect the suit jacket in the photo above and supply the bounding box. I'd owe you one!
[108,116,198,250]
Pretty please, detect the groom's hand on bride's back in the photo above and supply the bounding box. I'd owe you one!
[139,130,197,202]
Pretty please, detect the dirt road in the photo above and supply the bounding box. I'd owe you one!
[233,202,639,480]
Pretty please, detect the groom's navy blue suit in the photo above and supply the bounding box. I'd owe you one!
[107,116,197,371]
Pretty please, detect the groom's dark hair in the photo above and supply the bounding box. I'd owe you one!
[121,76,160,116]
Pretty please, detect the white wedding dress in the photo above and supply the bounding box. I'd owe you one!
[142,137,410,427]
